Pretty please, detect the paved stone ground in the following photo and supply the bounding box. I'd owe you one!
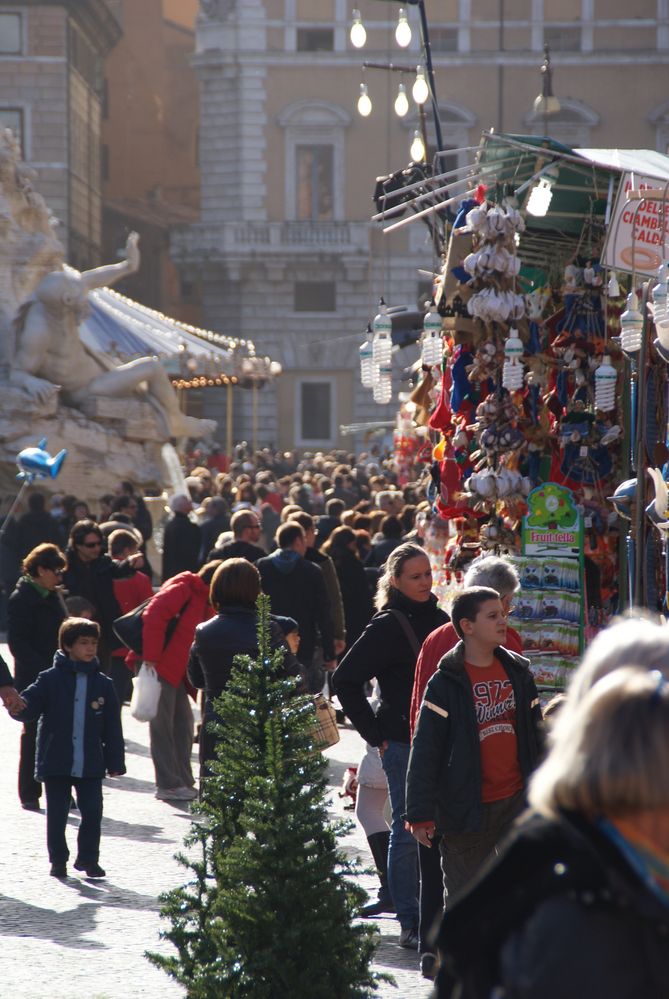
[0,643,432,999]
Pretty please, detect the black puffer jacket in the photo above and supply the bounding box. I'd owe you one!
[332,591,449,746]
[406,641,544,835]
[187,605,302,703]
[8,577,67,688]
[435,809,669,999]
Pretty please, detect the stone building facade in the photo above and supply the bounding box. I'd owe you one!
[174,0,669,453]
[0,1,120,269]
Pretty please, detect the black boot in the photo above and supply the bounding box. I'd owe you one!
[360,831,395,917]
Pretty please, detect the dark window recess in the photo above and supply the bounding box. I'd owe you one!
[301,382,331,441]
[544,26,581,51]
[68,21,103,92]
[296,27,334,52]
[294,281,336,312]
[0,108,23,156]
[430,27,458,51]
[0,13,21,54]
[101,78,109,119]
[101,143,109,181]
[296,144,334,220]
[180,277,199,302]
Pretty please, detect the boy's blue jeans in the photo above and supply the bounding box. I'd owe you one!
[44,776,103,865]
[381,739,419,930]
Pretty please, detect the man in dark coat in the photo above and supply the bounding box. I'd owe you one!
[197,496,230,565]
[162,494,201,583]
[207,509,266,564]
[14,491,61,561]
[257,521,336,693]
[8,542,68,808]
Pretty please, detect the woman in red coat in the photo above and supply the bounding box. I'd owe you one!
[141,560,221,802]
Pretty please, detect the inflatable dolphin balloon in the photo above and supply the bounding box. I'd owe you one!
[16,438,67,482]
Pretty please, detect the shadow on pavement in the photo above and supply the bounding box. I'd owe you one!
[373,935,423,973]
[108,775,156,794]
[123,738,152,758]
[69,879,161,911]
[0,895,104,950]
[100,816,173,843]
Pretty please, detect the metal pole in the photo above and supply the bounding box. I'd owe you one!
[226,382,234,461]
[415,0,443,153]
[497,0,504,132]
[632,280,652,607]
[0,479,29,541]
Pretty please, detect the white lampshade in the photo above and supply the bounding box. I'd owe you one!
[395,8,412,47]
[412,66,429,105]
[357,83,372,117]
[526,177,553,217]
[350,10,366,48]
[394,83,409,117]
[410,129,425,163]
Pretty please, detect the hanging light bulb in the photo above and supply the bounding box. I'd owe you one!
[502,328,524,390]
[620,290,644,356]
[594,355,617,412]
[410,129,426,163]
[652,260,669,316]
[372,298,393,404]
[412,65,429,104]
[607,271,620,298]
[357,82,372,117]
[395,8,412,47]
[526,177,554,217]
[421,306,443,367]
[394,82,409,118]
[359,323,374,388]
[350,9,366,48]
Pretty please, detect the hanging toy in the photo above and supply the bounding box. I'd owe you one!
[502,327,524,390]
[594,355,617,413]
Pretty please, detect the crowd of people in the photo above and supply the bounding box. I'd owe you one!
[1,444,668,996]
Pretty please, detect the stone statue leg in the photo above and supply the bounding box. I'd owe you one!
[68,358,217,439]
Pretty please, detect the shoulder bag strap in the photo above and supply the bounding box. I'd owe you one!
[385,608,421,658]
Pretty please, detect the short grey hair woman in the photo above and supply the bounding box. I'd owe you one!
[433,663,669,998]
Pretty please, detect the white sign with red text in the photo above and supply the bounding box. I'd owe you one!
[602,172,669,277]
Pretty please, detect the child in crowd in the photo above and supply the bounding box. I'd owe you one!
[13,617,125,879]
[406,587,545,907]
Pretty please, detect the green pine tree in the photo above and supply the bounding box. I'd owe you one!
[147,595,389,998]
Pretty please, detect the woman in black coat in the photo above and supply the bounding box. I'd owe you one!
[187,558,301,779]
[333,543,449,955]
[62,520,142,692]
[321,526,374,650]
[435,665,669,999]
[8,543,68,809]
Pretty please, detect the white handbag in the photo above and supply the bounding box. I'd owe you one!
[130,663,162,722]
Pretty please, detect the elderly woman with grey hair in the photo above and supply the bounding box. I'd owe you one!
[161,493,201,583]
[433,662,669,998]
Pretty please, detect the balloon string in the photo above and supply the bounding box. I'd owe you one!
[0,479,30,541]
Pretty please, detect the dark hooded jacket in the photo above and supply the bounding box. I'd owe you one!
[257,548,335,665]
[15,650,125,780]
[8,575,68,688]
[406,641,544,835]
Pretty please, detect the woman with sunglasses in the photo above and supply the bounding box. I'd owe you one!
[62,520,143,702]
[7,542,68,810]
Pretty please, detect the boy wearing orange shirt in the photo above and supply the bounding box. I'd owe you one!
[406,587,544,908]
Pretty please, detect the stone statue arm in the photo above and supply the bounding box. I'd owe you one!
[78,231,140,293]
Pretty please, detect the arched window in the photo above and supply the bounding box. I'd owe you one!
[524,99,599,149]
[649,101,669,155]
[278,101,350,221]
[402,102,477,174]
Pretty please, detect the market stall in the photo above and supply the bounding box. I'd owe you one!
[369,132,669,697]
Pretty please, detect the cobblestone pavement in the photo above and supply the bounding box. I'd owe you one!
[0,643,432,998]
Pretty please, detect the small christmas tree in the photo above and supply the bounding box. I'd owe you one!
[147,595,386,998]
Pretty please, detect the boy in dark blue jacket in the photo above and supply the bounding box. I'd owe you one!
[14,617,126,879]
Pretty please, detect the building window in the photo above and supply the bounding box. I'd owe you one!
[296,27,334,52]
[525,99,598,148]
[296,144,334,221]
[0,108,23,155]
[430,27,459,52]
[294,280,336,312]
[0,13,21,54]
[543,26,581,52]
[299,381,333,442]
[68,21,103,93]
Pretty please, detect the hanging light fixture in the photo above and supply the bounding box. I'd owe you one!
[620,290,644,356]
[350,9,366,48]
[372,298,393,405]
[412,65,429,105]
[420,304,443,367]
[594,355,617,412]
[533,44,561,121]
[357,81,372,117]
[502,328,525,390]
[359,323,374,388]
[607,272,620,298]
[394,82,409,117]
[395,8,412,48]
[526,177,554,217]
[410,129,426,163]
